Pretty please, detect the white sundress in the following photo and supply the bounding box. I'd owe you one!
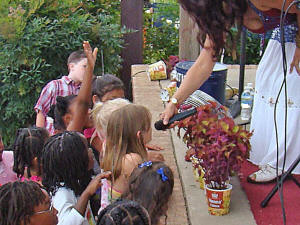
[249,29,300,174]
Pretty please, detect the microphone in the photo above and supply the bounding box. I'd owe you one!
[155,108,197,130]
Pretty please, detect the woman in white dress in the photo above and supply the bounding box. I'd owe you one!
[161,0,300,183]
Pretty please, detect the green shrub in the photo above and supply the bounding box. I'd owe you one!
[143,3,179,64]
[223,27,263,65]
[0,0,126,145]
[143,2,261,65]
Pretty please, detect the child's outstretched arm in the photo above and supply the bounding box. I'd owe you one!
[75,172,111,216]
[67,41,98,132]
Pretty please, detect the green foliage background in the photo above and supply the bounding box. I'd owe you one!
[143,2,179,64]
[0,0,126,145]
[143,2,261,65]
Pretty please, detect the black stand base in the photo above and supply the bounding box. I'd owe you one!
[261,154,300,208]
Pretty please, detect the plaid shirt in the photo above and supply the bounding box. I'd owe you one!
[34,76,81,135]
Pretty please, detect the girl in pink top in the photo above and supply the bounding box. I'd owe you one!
[0,134,17,185]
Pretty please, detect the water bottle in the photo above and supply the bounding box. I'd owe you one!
[241,83,254,121]
[247,83,255,107]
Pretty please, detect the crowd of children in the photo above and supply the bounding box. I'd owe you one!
[0,41,174,225]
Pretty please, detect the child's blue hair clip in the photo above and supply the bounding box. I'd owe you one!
[156,167,168,182]
[138,161,153,168]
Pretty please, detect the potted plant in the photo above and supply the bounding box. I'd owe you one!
[176,102,252,215]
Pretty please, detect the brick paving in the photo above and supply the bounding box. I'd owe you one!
[132,65,189,225]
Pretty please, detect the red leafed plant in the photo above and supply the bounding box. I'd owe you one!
[163,55,185,78]
[177,102,252,190]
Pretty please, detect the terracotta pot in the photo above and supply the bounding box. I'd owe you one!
[204,184,232,216]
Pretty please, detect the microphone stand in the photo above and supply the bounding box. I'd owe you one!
[261,154,300,207]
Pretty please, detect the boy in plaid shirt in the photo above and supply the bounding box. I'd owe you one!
[34,50,87,135]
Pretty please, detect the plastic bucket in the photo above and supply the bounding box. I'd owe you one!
[175,61,228,104]
[204,184,232,216]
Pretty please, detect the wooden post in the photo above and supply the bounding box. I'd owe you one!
[179,6,200,61]
[120,0,143,101]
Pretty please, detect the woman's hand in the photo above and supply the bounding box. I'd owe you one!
[290,47,300,75]
[160,102,177,126]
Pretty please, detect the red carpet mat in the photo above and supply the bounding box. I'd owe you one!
[239,161,300,225]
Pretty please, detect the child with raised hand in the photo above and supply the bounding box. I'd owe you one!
[35,50,88,135]
[42,131,111,225]
[46,41,97,134]
[12,127,49,184]
[97,199,151,225]
[122,161,174,225]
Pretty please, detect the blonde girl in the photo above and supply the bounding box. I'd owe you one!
[101,104,152,201]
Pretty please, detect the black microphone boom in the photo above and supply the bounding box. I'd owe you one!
[155,108,197,130]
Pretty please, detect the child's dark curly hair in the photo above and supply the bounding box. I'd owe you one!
[47,95,77,131]
[12,127,49,178]
[42,131,91,196]
[97,199,151,225]
[122,162,174,225]
[0,181,46,225]
[92,74,124,101]
[178,0,248,56]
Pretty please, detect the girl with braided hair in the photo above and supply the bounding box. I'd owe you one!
[97,199,151,225]
[47,95,77,134]
[12,127,49,184]
[0,181,58,225]
[42,131,111,225]
[122,161,174,225]
[161,0,300,182]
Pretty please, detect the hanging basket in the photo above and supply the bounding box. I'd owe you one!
[204,184,232,216]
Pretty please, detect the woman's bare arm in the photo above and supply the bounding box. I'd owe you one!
[161,35,216,124]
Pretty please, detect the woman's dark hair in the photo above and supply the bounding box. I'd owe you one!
[92,74,124,101]
[97,199,151,225]
[12,127,49,178]
[47,95,77,131]
[178,0,248,56]
[0,181,46,225]
[122,162,174,225]
[42,131,91,196]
